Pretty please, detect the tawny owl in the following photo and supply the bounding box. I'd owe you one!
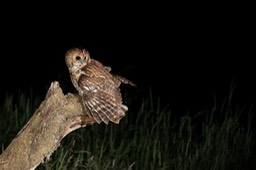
[65,48,135,124]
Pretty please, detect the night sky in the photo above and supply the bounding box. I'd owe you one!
[1,7,255,115]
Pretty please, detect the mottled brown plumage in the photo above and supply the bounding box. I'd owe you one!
[65,48,135,124]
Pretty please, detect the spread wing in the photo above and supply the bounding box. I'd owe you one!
[78,63,127,124]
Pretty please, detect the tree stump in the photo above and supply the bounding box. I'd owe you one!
[0,81,97,170]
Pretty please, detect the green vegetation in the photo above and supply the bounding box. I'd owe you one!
[0,87,255,170]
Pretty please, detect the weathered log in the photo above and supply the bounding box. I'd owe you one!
[0,81,96,170]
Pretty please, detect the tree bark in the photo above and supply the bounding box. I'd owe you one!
[0,81,97,170]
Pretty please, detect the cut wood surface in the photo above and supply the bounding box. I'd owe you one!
[0,81,96,170]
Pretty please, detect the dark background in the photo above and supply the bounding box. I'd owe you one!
[0,5,255,116]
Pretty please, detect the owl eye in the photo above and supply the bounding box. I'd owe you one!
[75,56,81,60]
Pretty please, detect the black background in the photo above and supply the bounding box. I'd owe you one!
[0,4,255,115]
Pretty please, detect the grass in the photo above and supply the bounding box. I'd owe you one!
[0,87,255,170]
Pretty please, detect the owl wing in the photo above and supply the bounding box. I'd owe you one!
[79,65,127,124]
[93,59,136,86]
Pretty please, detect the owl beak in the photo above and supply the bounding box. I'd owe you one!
[69,65,79,73]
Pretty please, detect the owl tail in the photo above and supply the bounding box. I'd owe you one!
[119,104,128,117]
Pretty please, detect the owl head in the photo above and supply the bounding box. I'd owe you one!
[65,48,91,73]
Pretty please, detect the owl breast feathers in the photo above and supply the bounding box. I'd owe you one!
[65,48,135,124]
